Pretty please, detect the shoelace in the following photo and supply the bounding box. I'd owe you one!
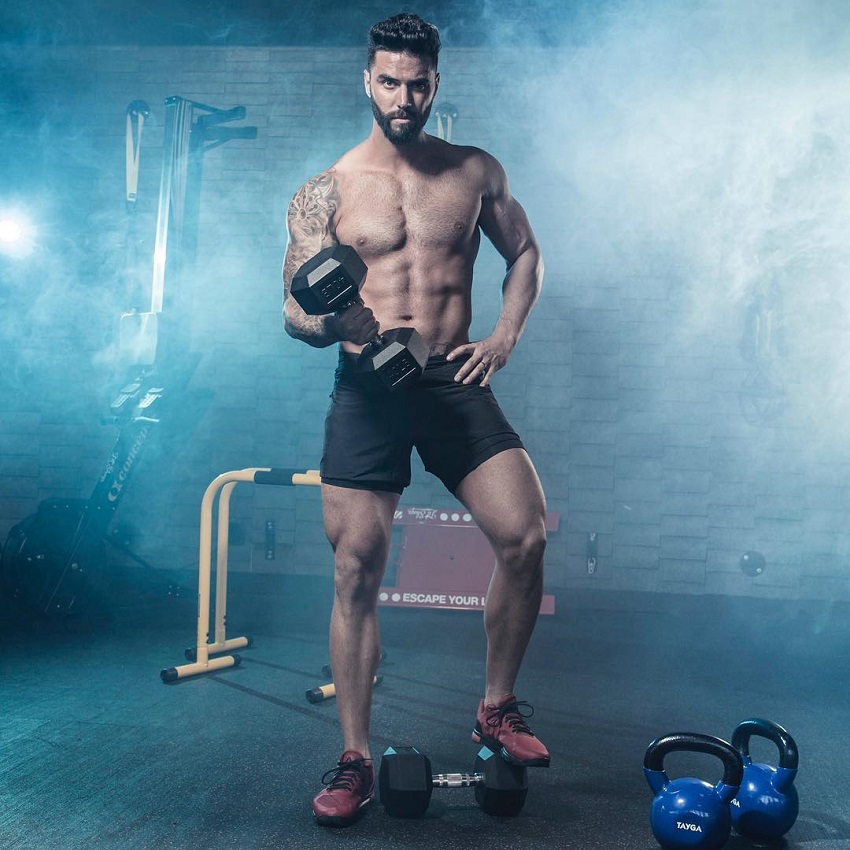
[486,700,536,736]
[321,758,370,792]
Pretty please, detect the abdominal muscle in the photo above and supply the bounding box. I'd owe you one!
[331,147,487,357]
[336,239,479,357]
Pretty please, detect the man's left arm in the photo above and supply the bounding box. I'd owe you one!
[447,153,544,386]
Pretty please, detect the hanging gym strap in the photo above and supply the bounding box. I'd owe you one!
[150,96,191,314]
[149,97,257,317]
[125,100,150,210]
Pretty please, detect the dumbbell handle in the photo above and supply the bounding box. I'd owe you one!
[335,300,386,347]
[432,772,485,789]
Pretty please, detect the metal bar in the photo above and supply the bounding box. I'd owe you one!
[150,96,192,314]
[160,467,320,682]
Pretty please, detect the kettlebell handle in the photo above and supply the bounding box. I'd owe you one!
[644,732,744,789]
[732,717,799,770]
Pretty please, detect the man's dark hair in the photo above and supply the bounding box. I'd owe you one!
[367,13,441,69]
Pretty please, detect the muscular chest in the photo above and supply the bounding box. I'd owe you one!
[336,171,480,257]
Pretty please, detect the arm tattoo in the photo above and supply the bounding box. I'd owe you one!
[290,173,339,239]
[282,173,343,347]
[283,173,340,285]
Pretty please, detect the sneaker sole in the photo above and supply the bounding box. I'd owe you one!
[472,728,551,768]
[313,796,372,827]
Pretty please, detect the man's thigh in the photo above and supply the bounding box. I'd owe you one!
[322,484,400,567]
[454,448,547,550]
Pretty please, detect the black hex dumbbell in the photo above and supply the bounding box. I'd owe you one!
[379,745,528,818]
[290,245,429,390]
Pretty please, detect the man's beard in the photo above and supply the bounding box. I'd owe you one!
[372,99,432,145]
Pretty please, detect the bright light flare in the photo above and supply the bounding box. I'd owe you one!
[0,219,24,243]
[0,212,35,258]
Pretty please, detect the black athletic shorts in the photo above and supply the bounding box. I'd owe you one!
[320,350,525,495]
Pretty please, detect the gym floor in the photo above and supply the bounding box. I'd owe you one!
[1,570,848,850]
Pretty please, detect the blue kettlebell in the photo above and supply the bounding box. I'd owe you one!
[730,717,799,841]
[644,732,744,850]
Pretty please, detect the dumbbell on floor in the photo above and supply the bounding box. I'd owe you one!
[379,745,528,818]
[291,245,429,390]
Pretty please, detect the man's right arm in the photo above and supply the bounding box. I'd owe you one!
[282,171,343,347]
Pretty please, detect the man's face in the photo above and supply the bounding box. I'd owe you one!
[365,50,439,145]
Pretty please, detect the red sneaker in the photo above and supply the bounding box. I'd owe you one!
[472,694,551,767]
[312,750,374,827]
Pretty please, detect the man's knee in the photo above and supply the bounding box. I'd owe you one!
[499,519,546,574]
[333,548,386,606]
[521,524,547,569]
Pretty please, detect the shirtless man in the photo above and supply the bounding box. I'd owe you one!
[282,13,549,827]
